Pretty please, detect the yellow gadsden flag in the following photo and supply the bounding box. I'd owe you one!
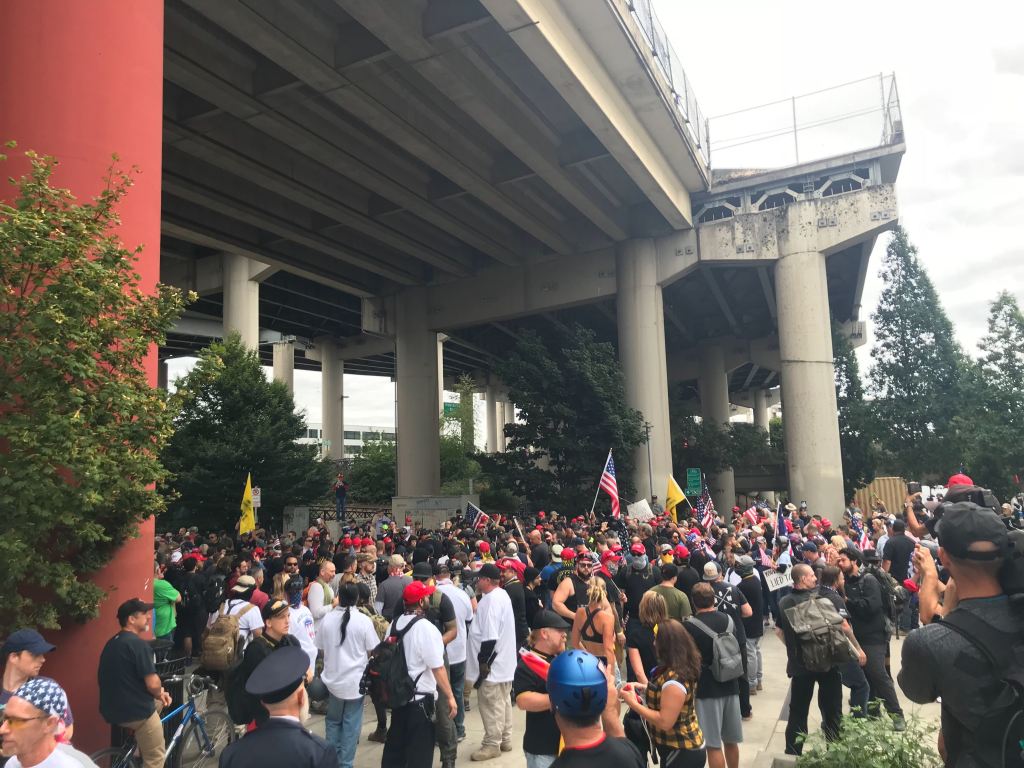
[239,472,256,534]
[666,475,687,522]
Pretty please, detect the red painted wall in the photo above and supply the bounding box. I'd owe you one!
[0,0,164,754]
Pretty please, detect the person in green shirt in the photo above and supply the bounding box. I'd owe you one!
[153,558,182,641]
[648,564,692,622]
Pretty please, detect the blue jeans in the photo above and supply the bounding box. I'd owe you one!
[526,753,556,768]
[899,594,919,632]
[326,695,364,768]
[840,660,869,717]
[336,496,347,522]
[449,661,466,736]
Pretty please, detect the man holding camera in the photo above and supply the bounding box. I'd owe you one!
[898,503,1024,767]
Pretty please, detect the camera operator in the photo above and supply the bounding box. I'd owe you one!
[897,503,1024,767]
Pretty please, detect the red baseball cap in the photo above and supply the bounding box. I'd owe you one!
[674,545,690,558]
[361,537,373,547]
[343,537,352,546]
[561,548,576,560]
[479,541,490,553]
[383,537,392,544]
[946,473,973,488]
[497,557,525,574]
[600,550,621,563]
[630,543,645,555]
[403,581,436,604]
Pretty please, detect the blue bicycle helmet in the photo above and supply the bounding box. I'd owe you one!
[547,650,607,718]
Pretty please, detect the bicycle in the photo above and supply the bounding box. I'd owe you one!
[90,674,234,768]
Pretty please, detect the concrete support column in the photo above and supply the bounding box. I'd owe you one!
[699,345,736,515]
[776,248,845,515]
[437,335,447,418]
[752,389,769,433]
[396,289,440,496]
[485,382,499,453]
[616,239,673,502]
[0,1,163,753]
[222,252,260,348]
[318,339,344,461]
[501,396,514,451]
[273,340,295,395]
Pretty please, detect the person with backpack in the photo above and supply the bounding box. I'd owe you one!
[201,575,263,673]
[702,562,753,722]
[378,581,457,768]
[227,599,305,728]
[682,583,743,768]
[776,564,865,756]
[836,547,906,729]
[317,584,379,768]
[898,502,1024,768]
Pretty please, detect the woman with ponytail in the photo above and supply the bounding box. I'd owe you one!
[316,582,380,768]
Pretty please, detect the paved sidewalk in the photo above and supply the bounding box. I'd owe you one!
[302,628,940,768]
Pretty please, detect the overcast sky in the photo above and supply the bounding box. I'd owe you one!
[171,2,1023,424]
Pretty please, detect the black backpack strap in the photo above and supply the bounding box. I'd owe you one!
[392,615,422,642]
[939,609,1013,672]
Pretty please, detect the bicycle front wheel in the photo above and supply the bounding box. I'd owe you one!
[89,746,141,768]
[172,707,234,768]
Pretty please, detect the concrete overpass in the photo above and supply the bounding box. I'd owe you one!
[8,0,905,518]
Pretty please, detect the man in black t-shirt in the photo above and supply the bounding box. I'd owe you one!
[735,556,765,695]
[513,610,570,768]
[98,598,169,768]
[673,546,701,599]
[704,560,753,719]
[881,520,917,630]
[615,545,657,621]
[684,583,743,768]
[548,650,639,768]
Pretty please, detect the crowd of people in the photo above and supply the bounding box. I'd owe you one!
[2,472,1022,768]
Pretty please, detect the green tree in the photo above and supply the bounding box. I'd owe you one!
[957,292,1024,499]
[868,227,967,479]
[0,150,185,632]
[162,334,331,530]
[833,325,878,500]
[347,439,396,504]
[477,324,644,514]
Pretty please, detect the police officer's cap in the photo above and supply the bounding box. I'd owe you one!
[244,646,309,703]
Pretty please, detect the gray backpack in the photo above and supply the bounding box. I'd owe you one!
[784,596,858,673]
[686,614,744,682]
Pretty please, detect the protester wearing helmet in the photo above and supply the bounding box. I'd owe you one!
[548,651,639,768]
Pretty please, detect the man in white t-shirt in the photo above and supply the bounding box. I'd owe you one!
[0,677,80,768]
[316,590,379,768]
[383,582,458,768]
[434,562,474,742]
[466,564,517,761]
[208,575,264,650]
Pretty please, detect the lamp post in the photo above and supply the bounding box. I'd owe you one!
[643,421,654,500]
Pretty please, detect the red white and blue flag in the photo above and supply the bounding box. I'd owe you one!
[743,506,759,526]
[695,479,715,531]
[851,516,872,550]
[464,502,490,530]
[599,451,621,518]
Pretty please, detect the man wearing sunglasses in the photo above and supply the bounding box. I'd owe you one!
[0,677,77,768]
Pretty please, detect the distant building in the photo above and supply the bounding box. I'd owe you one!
[297,423,395,458]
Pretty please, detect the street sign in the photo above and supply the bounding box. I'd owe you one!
[443,402,458,415]
[252,486,261,508]
[685,468,702,496]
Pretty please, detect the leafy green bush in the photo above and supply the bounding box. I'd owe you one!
[797,711,941,768]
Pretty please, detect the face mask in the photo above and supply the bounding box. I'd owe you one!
[632,555,649,570]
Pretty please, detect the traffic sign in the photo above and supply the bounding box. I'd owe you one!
[443,402,459,415]
[252,486,262,508]
[685,468,702,496]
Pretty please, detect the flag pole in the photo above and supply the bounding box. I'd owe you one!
[589,448,611,516]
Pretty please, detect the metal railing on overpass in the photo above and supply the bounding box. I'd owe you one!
[625,0,711,165]
[707,73,904,170]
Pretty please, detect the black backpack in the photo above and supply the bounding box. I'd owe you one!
[939,608,1024,767]
[202,574,226,614]
[360,616,423,710]
[864,565,905,635]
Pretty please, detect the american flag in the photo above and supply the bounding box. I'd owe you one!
[851,516,871,550]
[758,547,775,568]
[743,506,759,526]
[695,480,715,531]
[599,451,620,518]
[464,502,490,530]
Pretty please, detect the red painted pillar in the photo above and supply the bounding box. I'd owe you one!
[0,0,164,755]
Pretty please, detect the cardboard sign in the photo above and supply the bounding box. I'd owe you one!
[251,486,261,508]
[627,499,655,522]
[765,570,793,592]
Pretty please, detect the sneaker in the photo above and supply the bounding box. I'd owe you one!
[756,681,763,691]
[892,716,907,732]
[500,742,513,752]
[457,733,467,743]
[742,713,753,722]
[472,746,501,761]
[367,729,387,743]
[749,688,757,696]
